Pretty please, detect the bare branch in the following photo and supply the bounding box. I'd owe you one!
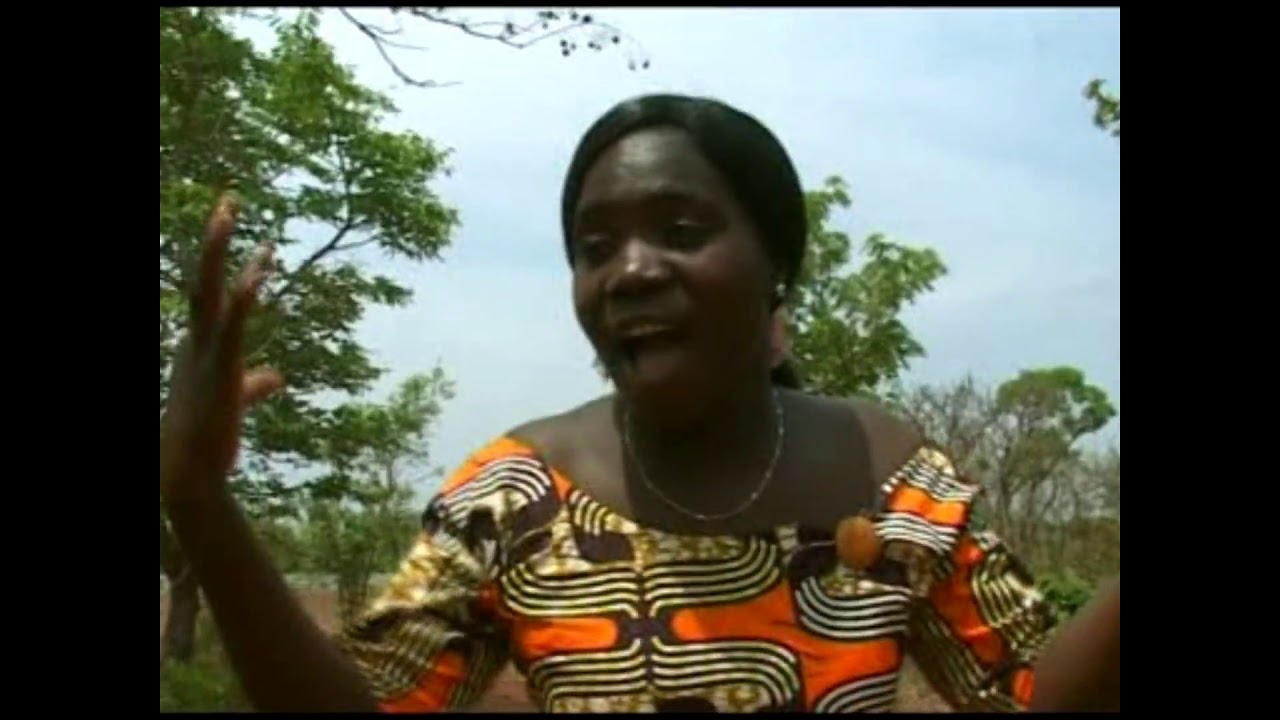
[338,9,431,51]
[349,12,403,37]
[407,8,583,49]
[342,7,651,88]
[338,8,459,89]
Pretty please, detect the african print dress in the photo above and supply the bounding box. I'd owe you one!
[337,437,1054,713]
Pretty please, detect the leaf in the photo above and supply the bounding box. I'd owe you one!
[787,174,947,398]
[161,8,457,519]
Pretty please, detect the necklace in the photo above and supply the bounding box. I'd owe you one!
[622,389,786,523]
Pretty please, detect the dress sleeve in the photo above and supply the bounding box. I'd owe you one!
[335,440,523,712]
[880,446,1056,712]
[907,527,1056,711]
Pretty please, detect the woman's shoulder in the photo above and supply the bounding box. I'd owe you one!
[505,394,615,470]
[423,398,615,529]
[437,396,611,486]
[788,390,925,482]
[431,396,615,495]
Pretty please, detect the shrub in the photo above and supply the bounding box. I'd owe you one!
[159,613,247,711]
[1038,570,1095,623]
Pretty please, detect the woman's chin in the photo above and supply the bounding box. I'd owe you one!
[614,345,691,393]
[616,368,704,424]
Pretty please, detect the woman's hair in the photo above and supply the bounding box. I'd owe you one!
[560,93,808,390]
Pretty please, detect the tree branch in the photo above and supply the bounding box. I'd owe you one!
[333,237,380,253]
[339,8,459,89]
[270,147,360,303]
[407,8,584,49]
[270,217,355,306]
[371,8,651,81]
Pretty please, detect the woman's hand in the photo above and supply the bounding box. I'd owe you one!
[160,194,283,507]
[1030,577,1120,711]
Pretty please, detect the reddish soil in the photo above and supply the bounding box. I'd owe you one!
[162,588,948,712]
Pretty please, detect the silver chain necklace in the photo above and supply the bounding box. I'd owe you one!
[622,389,786,523]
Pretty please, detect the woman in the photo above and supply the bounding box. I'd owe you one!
[159,94,1119,713]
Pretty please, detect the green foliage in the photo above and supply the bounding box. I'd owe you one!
[252,516,308,574]
[788,176,948,398]
[158,6,648,665]
[893,371,1119,584]
[1084,79,1120,139]
[298,372,449,621]
[160,8,458,511]
[300,490,419,624]
[158,613,248,711]
[992,367,1117,491]
[1038,570,1096,623]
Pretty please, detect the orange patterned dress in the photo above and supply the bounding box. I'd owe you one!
[338,437,1054,712]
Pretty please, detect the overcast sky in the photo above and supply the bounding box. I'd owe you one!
[238,8,1120,492]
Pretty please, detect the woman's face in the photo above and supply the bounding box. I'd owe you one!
[569,126,775,415]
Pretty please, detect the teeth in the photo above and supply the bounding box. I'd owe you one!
[624,323,667,337]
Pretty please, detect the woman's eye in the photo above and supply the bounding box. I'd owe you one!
[664,220,707,249]
[576,233,614,265]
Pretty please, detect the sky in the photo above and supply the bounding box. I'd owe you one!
[237,8,1120,493]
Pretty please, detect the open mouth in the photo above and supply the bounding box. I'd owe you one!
[616,326,685,369]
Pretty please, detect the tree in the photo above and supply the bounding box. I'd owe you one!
[890,375,997,477]
[1084,79,1120,139]
[159,6,648,662]
[892,369,1118,572]
[989,367,1116,548]
[159,7,457,662]
[300,372,453,623]
[1050,443,1119,580]
[787,176,948,398]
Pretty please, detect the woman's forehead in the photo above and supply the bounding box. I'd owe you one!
[575,127,734,216]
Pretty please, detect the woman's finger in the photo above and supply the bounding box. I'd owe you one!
[191,194,238,345]
[242,367,285,408]
[218,243,274,375]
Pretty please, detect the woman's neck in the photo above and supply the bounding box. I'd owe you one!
[621,381,782,494]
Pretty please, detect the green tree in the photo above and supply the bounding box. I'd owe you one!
[892,371,1119,610]
[300,372,453,623]
[787,176,948,397]
[160,7,646,663]
[1084,78,1120,138]
[989,367,1116,547]
[159,8,458,664]
[893,369,1117,561]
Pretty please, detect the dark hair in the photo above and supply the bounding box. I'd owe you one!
[561,93,808,389]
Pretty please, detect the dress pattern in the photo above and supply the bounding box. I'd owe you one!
[337,437,1053,713]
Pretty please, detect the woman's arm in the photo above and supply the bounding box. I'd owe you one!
[160,196,508,712]
[167,443,517,713]
[166,486,379,712]
[1029,578,1120,712]
[905,523,1119,713]
[160,196,378,711]
[905,531,1049,712]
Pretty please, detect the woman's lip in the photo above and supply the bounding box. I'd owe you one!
[617,323,676,339]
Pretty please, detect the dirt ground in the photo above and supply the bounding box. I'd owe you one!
[161,588,948,712]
